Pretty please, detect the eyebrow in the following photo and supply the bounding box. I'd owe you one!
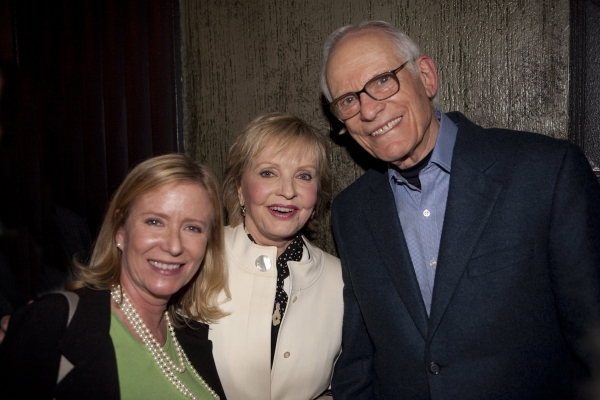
[138,212,208,226]
[345,63,407,94]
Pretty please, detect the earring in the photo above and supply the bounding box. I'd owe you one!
[116,243,121,248]
[241,205,246,217]
[310,210,316,219]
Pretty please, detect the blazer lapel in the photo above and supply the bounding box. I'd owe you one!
[427,125,503,341]
[365,172,429,339]
[56,289,119,397]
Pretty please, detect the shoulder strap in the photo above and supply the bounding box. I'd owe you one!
[55,291,80,385]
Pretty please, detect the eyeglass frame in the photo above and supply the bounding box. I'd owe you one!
[329,60,411,122]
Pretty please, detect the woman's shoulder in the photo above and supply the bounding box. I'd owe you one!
[11,291,71,325]
[7,287,107,334]
[223,224,244,249]
[302,238,342,289]
[303,237,340,266]
[223,224,239,238]
[176,318,210,340]
[175,318,228,399]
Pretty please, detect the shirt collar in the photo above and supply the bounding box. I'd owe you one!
[388,110,457,183]
[430,110,458,173]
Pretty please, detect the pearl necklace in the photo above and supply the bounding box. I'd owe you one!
[111,285,220,399]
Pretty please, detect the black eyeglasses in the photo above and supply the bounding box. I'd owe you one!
[329,61,410,121]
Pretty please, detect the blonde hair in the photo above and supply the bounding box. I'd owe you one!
[222,112,331,233]
[68,154,229,323]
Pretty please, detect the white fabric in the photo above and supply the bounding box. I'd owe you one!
[209,224,343,400]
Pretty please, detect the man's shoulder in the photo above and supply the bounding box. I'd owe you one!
[333,168,387,206]
[449,111,578,158]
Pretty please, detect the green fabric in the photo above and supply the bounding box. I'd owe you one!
[110,311,216,399]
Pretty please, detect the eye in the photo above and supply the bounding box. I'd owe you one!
[186,225,202,233]
[376,75,390,85]
[259,170,274,178]
[145,219,162,226]
[298,172,313,181]
[340,95,356,108]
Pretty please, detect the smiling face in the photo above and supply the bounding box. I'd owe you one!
[238,143,318,255]
[326,29,440,169]
[116,181,213,306]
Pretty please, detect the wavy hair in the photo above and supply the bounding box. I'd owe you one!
[68,154,229,324]
[222,112,331,234]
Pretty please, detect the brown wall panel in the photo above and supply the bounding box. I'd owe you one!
[181,0,571,254]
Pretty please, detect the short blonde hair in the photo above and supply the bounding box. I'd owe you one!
[223,113,331,233]
[69,154,229,323]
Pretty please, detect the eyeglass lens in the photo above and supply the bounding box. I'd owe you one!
[331,72,399,120]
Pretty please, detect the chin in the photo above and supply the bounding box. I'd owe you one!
[270,228,301,242]
[149,283,185,298]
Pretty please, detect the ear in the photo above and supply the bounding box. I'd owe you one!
[415,55,438,100]
[237,185,245,207]
[115,226,124,249]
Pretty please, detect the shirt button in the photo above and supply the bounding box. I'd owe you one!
[429,362,441,375]
[283,352,290,358]
[292,296,297,303]
[430,259,437,268]
[423,209,430,217]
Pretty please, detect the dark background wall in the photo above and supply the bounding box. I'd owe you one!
[0,0,183,312]
[0,0,597,312]
[180,0,600,254]
[571,0,600,171]
[587,0,600,169]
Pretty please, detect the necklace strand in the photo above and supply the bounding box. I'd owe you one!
[111,285,220,399]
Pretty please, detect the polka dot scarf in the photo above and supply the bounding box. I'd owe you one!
[247,232,304,366]
[271,235,303,325]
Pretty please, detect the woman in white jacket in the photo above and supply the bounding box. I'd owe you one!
[209,113,343,400]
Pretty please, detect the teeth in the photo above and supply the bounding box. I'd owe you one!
[270,206,294,213]
[150,260,182,270]
[371,117,402,137]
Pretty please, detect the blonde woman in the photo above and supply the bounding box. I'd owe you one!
[0,154,229,399]
[210,113,343,400]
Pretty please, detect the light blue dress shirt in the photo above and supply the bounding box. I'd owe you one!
[388,111,458,315]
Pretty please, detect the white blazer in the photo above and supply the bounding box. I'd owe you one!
[209,224,343,400]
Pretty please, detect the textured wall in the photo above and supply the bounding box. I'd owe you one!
[180,0,569,254]
[585,0,600,170]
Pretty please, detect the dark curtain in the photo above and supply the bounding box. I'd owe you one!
[0,0,183,311]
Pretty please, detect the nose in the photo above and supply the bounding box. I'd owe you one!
[277,176,297,199]
[164,228,184,256]
[359,92,385,121]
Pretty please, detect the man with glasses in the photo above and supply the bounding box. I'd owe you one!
[322,20,600,399]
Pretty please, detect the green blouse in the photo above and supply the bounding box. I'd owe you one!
[110,311,216,399]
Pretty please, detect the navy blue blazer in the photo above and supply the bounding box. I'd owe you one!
[0,287,227,399]
[331,112,600,399]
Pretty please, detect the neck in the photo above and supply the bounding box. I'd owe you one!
[394,114,440,170]
[113,282,169,345]
[245,224,296,258]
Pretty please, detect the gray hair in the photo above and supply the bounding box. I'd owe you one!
[320,20,441,111]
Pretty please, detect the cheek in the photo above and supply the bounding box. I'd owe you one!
[193,237,209,255]
[124,228,158,254]
[187,237,209,264]
[346,120,364,136]
[302,185,319,208]
[349,133,376,155]
[243,181,269,208]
